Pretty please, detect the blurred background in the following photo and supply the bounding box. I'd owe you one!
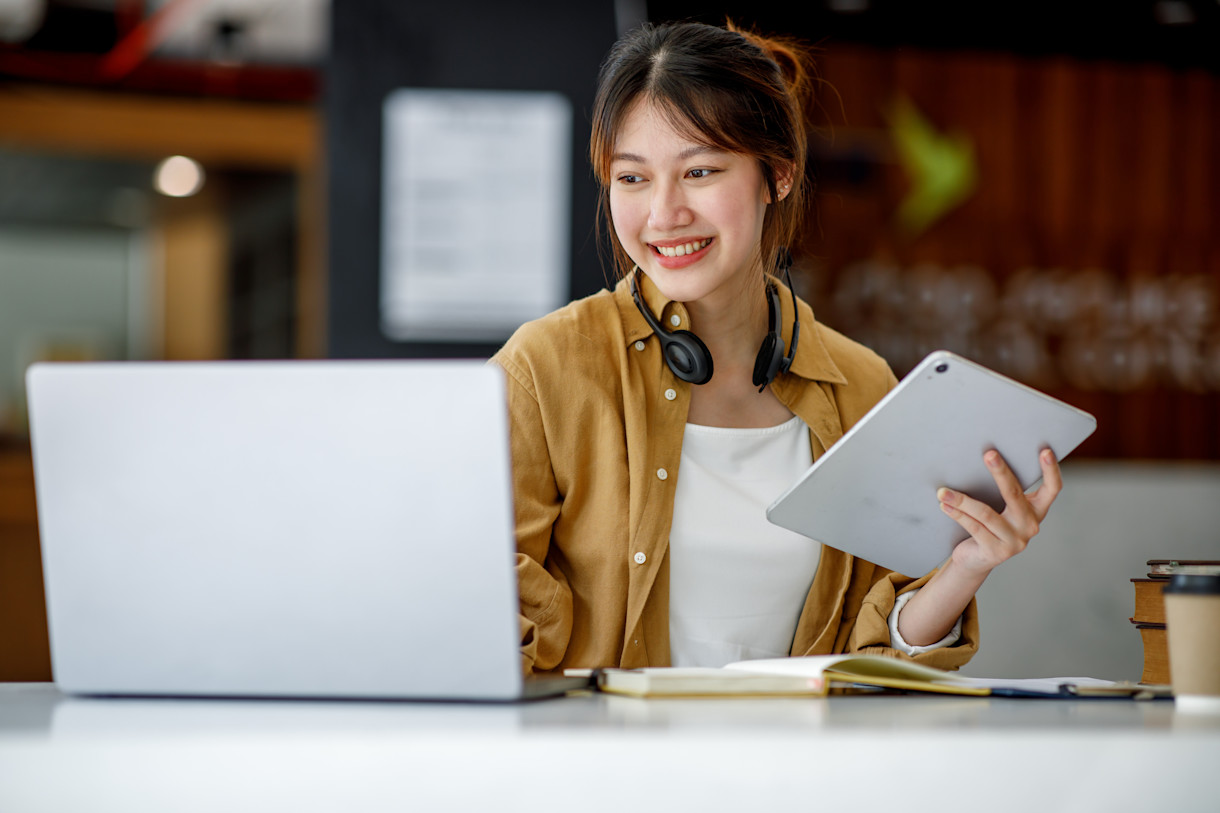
[0,0,1217,683]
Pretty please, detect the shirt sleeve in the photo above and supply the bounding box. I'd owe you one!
[887,588,963,655]
[833,561,979,671]
[490,354,573,675]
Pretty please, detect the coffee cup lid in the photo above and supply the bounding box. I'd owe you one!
[1163,573,1220,595]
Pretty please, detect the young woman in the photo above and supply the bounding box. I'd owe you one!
[492,20,1062,676]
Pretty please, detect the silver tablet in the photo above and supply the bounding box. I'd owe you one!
[766,350,1097,577]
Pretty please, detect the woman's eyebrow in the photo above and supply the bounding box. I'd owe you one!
[678,145,726,160]
[611,145,726,164]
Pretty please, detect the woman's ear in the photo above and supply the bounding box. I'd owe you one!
[772,164,796,203]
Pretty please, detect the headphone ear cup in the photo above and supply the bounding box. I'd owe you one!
[752,281,786,390]
[631,268,715,385]
[661,330,714,385]
[752,332,784,389]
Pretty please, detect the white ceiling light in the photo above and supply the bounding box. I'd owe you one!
[154,155,206,197]
[148,0,330,63]
[0,0,45,42]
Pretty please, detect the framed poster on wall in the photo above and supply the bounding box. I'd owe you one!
[380,88,572,342]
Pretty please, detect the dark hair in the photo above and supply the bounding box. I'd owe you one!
[590,20,816,280]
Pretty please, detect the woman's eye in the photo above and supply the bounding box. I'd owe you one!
[617,174,645,185]
[688,168,716,179]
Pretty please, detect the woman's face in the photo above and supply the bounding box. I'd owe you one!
[609,100,775,310]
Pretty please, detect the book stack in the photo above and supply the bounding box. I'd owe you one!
[1131,559,1220,684]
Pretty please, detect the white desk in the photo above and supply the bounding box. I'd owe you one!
[2,683,1217,812]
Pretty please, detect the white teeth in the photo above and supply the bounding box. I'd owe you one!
[656,239,710,258]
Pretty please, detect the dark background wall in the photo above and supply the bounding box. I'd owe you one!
[325,0,624,360]
[648,1,1220,71]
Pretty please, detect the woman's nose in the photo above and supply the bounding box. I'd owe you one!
[647,181,692,231]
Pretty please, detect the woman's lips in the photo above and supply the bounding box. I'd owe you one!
[649,237,713,268]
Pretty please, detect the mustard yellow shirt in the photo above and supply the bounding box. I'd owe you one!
[492,273,979,676]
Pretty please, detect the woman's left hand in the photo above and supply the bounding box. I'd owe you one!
[937,448,1062,577]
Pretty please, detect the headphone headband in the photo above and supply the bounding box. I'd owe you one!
[631,250,799,390]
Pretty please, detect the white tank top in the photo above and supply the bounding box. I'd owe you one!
[668,414,820,668]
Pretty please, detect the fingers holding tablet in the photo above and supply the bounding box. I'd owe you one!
[938,448,1064,574]
[1027,448,1064,519]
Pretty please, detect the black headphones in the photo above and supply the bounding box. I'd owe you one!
[630,248,800,391]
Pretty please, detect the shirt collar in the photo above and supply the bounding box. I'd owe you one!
[612,271,848,386]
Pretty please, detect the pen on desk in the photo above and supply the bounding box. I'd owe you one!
[982,685,1077,698]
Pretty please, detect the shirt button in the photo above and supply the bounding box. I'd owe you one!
[664,388,676,401]
[634,552,647,565]
[656,468,668,481]
[669,314,681,327]
[634,340,646,351]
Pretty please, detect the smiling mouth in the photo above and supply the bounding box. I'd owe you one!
[651,238,712,258]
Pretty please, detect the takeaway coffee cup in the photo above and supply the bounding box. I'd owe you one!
[1164,572,1220,713]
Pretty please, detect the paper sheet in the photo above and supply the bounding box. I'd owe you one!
[380,88,572,342]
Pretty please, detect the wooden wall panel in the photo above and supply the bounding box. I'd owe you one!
[1035,58,1081,262]
[806,46,1220,459]
[0,448,51,681]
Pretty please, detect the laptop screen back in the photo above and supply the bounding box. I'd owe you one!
[26,360,524,700]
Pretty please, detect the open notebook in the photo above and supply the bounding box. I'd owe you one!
[579,655,1143,699]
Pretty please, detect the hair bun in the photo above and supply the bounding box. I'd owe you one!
[728,21,817,123]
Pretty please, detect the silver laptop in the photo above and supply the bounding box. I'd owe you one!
[26,359,586,701]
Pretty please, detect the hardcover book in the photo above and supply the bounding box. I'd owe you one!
[1131,559,1219,685]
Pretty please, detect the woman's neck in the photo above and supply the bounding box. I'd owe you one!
[684,270,769,373]
[684,270,794,429]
